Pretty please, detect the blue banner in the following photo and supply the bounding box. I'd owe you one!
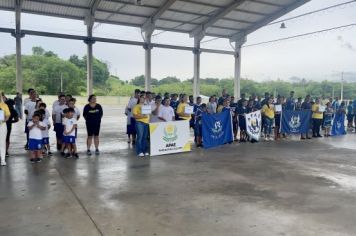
[281,110,311,134]
[331,113,346,136]
[202,110,233,149]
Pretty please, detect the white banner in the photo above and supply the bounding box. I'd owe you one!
[245,110,262,141]
[149,120,191,156]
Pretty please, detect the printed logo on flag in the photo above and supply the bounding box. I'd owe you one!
[211,121,224,139]
[288,115,301,132]
[247,112,261,138]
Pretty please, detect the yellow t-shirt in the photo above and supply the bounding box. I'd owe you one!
[176,102,191,120]
[262,104,275,119]
[0,102,10,121]
[217,105,224,113]
[312,104,323,119]
[132,104,150,124]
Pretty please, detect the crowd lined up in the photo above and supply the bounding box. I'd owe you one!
[125,89,356,156]
[0,88,355,165]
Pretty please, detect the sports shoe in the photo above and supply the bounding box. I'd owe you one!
[87,150,92,156]
[48,152,53,156]
[5,152,9,158]
[64,153,71,159]
[138,153,144,157]
[73,153,79,159]
[30,159,36,164]
[35,158,42,163]
[269,137,274,141]
[24,144,29,150]
[61,152,65,157]
[95,149,100,155]
[1,161,6,166]
[145,152,150,156]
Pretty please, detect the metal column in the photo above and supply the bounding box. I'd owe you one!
[193,36,201,99]
[144,32,152,92]
[85,22,95,96]
[14,0,23,93]
[234,39,245,99]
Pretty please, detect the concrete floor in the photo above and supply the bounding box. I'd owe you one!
[1,106,356,236]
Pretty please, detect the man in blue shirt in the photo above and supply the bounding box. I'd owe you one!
[285,91,295,111]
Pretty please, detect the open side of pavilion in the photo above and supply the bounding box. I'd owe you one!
[0,0,309,97]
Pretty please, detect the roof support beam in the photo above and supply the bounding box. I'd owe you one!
[190,0,245,39]
[230,0,310,42]
[142,0,177,34]
[193,36,201,99]
[13,0,24,93]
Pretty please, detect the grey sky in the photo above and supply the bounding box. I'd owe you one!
[0,0,355,82]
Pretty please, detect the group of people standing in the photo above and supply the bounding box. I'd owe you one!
[0,89,103,166]
[125,89,356,157]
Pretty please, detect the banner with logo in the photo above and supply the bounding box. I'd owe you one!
[202,110,233,149]
[331,113,346,136]
[149,120,191,156]
[245,110,262,141]
[281,110,311,134]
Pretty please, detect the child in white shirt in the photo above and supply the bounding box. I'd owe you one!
[27,112,46,163]
[62,108,78,159]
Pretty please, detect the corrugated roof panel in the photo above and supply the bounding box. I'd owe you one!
[118,4,155,17]
[186,0,233,7]
[213,19,251,30]
[96,12,147,25]
[0,0,14,9]
[224,10,264,23]
[173,1,219,15]
[23,1,87,18]
[161,10,208,25]
[264,0,296,6]
[36,0,91,8]
[237,1,280,15]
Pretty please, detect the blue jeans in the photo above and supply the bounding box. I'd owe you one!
[135,121,149,155]
[264,117,273,136]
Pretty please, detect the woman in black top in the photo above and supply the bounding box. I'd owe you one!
[83,95,103,156]
[5,99,19,157]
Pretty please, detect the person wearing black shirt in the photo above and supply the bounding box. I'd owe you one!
[83,95,103,156]
[5,99,19,157]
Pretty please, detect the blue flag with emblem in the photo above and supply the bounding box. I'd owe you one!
[331,113,346,136]
[281,110,311,134]
[202,110,233,149]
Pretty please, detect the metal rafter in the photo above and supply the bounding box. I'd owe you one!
[142,0,177,34]
[190,0,245,39]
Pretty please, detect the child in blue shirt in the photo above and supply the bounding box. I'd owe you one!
[194,103,207,147]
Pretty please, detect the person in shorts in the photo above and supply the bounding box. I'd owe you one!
[27,112,45,163]
[62,108,78,159]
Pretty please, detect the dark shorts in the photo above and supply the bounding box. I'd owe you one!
[29,139,43,151]
[63,136,76,144]
[347,114,354,122]
[54,123,64,139]
[42,137,49,145]
[86,122,101,136]
[126,118,136,135]
[6,124,12,142]
[194,123,202,137]
[275,114,281,127]
[239,118,246,131]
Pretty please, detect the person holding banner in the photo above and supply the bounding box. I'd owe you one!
[194,103,207,147]
[158,97,175,122]
[323,102,333,137]
[311,98,324,138]
[237,100,248,142]
[176,95,192,121]
[301,95,312,139]
[347,101,354,129]
[274,96,283,140]
[133,95,150,157]
[261,98,275,141]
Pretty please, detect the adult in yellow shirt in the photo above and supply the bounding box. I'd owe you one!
[261,98,275,141]
[132,95,150,157]
[311,98,323,137]
[0,93,11,166]
[176,95,191,121]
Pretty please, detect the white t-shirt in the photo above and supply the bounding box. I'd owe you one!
[52,104,68,124]
[74,107,80,119]
[158,106,175,122]
[63,117,77,137]
[28,121,44,140]
[41,119,51,138]
[25,100,37,121]
[52,100,60,109]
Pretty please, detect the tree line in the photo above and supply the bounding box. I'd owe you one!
[0,47,355,99]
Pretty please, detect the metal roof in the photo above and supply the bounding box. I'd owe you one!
[0,0,310,41]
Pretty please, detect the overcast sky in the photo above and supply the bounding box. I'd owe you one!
[0,0,355,82]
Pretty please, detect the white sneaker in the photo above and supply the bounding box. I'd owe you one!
[145,153,150,156]
[138,153,144,157]
[269,137,274,141]
[1,161,7,166]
